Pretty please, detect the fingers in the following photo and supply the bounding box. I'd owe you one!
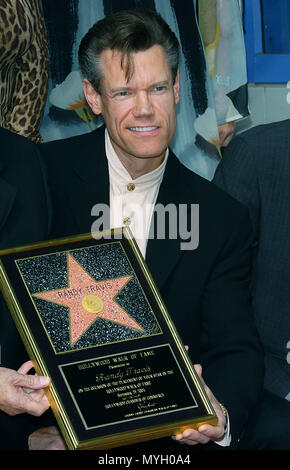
[1,389,50,417]
[15,370,50,390]
[17,360,34,375]
[172,428,211,446]
[0,366,51,417]
[198,423,225,441]
[222,134,234,147]
[24,388,46,401]
[17,362,51,397]
[172,421,225,446]
[218,121,236,147]
[18,391,51,417]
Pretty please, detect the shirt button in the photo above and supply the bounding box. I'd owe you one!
[127,183,135,191]
[123,217,131,225]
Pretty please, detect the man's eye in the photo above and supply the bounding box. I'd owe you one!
[114,91,131,99]
[152,86,166,93]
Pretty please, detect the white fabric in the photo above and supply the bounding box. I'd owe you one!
[217,411,231,446]
[106,129,168,257]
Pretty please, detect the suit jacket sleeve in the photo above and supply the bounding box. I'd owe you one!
[213,134,260,236]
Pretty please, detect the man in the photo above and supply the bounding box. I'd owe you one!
[0,127,51,449]
[213,119,290,449]
[38,9,263,450]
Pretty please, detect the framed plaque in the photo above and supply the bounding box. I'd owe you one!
[0,227,217,450]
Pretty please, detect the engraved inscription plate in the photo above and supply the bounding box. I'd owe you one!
[59,345,198,430]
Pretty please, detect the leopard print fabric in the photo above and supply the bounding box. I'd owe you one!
[0,0,49,143]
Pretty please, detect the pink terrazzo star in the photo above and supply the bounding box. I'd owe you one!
[33,253,144,346]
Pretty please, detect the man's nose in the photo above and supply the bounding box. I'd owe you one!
[132,91,154,117]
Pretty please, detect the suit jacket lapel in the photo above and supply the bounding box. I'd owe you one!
[146,150,183,290]
[69,126,110,233]
[68,130,184,289]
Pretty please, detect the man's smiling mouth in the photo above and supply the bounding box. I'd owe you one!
[128,126,158,132]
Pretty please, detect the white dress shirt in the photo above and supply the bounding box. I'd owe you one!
[106,129,168,257]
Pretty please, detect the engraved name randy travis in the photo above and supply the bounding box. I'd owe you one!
[57,283,113,299]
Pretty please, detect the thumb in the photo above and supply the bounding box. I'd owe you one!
[15,373,50,390]
[193,363,203,378]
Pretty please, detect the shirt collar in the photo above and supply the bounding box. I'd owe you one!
[105,128,168,188]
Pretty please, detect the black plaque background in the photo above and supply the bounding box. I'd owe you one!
[0,233,211,446]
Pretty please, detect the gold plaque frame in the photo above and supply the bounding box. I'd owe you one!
[0,227,217,450]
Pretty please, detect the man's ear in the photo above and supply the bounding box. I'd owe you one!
[173,69,180,105]
[82,78,102,115]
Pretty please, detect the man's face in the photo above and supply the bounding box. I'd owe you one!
[83,45,179,168]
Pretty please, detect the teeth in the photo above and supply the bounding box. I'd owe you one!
[129,126,157,131]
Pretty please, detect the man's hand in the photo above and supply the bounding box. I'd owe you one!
[172,364,227,446]
[218,121,236,147]
[0,361,50,416]
[29,426,67,450]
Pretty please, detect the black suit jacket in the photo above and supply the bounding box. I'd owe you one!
[40,125,264,448]
[214,120,290,400]
[0,127,51,449]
